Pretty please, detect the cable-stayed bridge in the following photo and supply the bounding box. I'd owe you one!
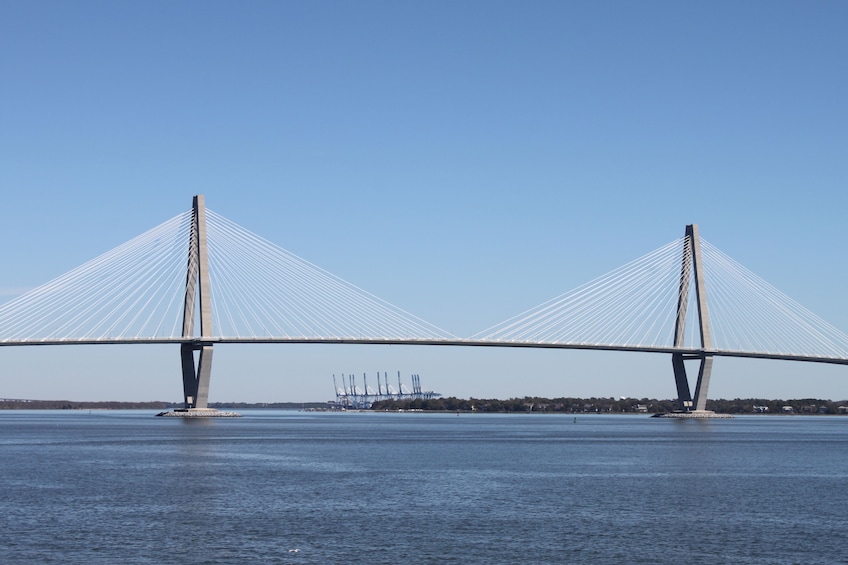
[1,196,847,414]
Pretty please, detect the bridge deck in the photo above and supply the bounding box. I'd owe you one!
[2,337,847,366]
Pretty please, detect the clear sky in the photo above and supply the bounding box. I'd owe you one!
[1,1,847,403]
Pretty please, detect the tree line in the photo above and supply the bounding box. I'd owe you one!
[0,400,329,410]
[370,396,848,414]
[0,400,171,410]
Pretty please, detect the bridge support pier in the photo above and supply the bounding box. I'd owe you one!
[692,354,713,411]
[672,352,714,412]
[181,342,213,409]
[672,353,693,411]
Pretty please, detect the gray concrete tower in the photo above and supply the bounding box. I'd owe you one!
[180,195,214,409]
[671,224,714,412]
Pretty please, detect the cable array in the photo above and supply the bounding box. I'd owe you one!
[1,208,847,362]
[0,212,192,342]
[0,208,454,342]
[472,238,688,348]
[204,210,455,340]
[473,234,848,359]
[700,239,848,358]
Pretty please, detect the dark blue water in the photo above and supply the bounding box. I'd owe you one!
[1,411,846,564]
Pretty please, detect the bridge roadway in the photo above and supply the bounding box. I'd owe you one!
[2,337,847,366]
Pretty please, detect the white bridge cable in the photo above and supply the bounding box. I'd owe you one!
[207,217,353,337]
[51,227,186,339]
[21,214,189,340]
[205,211,453,339]
[700,239,848,358]
[207,214,454,339]
[204,210,456,340]
[0,212,192,342]
[472,237,688,347]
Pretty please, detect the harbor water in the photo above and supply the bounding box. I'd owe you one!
[1,410,846,564]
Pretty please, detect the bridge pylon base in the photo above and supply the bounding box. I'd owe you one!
[181,342,215,409]
[671,352,714,412]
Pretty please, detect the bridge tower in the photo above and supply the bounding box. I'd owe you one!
[671,224,714,412]
[180,195,214,409]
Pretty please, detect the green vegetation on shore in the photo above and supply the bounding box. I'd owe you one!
[0,400,330,410]
[0,400,172,410]
[3,398,846,414]
[370,397,848,414]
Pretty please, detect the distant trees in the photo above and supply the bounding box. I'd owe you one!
[371,396,671,413]
[0,400,172,410]
[370,396,847,414]
[3,397,844,414]
[0,400,331,411]
[705,398,842,414]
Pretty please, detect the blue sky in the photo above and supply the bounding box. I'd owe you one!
[1,1,847,402]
